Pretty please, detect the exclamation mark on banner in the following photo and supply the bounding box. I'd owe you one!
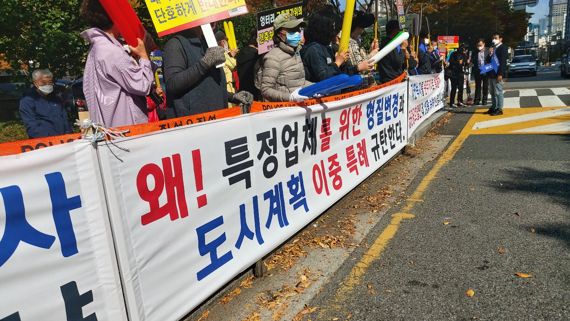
[192,149,207,208]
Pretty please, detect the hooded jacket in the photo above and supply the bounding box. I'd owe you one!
[81,28,153,127]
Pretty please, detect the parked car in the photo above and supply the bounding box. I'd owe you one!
[561,52,570,78]
[551,59,562,67]
[507,55,537,77]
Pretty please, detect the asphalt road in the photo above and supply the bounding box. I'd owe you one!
[308,133,570,321]
[505,70,568,90]
[304,76,570,321]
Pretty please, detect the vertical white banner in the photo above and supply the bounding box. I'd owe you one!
[408,72,445,136]
[0,142,126,321]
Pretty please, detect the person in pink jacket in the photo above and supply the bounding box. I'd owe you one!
[80,0,153,127]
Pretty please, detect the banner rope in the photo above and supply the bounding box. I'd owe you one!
[76,119,130,162]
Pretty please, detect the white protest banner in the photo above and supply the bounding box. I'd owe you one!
[0,142,126,321]
[98,82,408,321]
[408,72,445,136]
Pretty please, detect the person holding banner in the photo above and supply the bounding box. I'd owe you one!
[260,13,311,102]
[487,32,507,116]
[378,20,405,83]
[80,0,154,127]
[302,6,371,83]
[347,11,379,77]
[163,26,253,117]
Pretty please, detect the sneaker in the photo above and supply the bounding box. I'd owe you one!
[490,109,503,116]
[485,108,495,114]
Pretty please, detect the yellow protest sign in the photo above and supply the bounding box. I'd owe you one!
[145,0,248,37]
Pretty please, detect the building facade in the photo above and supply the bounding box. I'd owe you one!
[549,0,568,35]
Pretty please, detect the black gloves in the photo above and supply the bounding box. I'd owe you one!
[230,91,254,105]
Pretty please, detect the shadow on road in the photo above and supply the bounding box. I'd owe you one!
[522,223,570,249]
[492,164,570,248]
[494,166,570,209]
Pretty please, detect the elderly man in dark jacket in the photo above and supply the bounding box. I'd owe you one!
[471,39,490,105]
[378,20,405,83]
[19,69,72,138]
[163,26,253,117]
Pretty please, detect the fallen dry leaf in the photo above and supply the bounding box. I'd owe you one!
[466,288,475,297]
[515,272,532,278]
[240,276,254,289]
[498,246,506,255]
[242,312,261,321]
[219,287,242,304]
[443,221,451,225]
[197,310,210,321]
[292,306,318,321]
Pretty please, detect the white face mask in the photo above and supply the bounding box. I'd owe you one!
[478,46,484,51]
[37,84,53,95]
[492,39,500,45]
[424,39,429,45]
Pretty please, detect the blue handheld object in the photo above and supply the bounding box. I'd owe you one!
[299,74,363,98]
[299,74,350,97]
[318,75,363,96]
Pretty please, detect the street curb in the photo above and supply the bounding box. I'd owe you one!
[407,110,448,147]
[183,109,451,321]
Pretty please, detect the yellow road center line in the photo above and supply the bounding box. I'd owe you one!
[319,113,479,317]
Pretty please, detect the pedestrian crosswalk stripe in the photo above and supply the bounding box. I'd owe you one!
[470,107,570,134]
[512,121,570,133]
[473,108,570,130]
[518,89,537,97]
[498,87,570,108]
[551,88,570,95]
[538,95,566,107]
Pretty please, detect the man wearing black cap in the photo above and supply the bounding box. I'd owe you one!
[378,20,405,83]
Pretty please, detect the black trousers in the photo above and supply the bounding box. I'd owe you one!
[474,73,489,103]
[450,75,464,104]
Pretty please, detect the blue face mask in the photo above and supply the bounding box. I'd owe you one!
[286,31,302,47]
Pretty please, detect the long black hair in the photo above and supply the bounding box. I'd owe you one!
[305,5,342,46]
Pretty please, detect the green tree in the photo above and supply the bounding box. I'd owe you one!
[424,0,529,48]
[0,0,88,78]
